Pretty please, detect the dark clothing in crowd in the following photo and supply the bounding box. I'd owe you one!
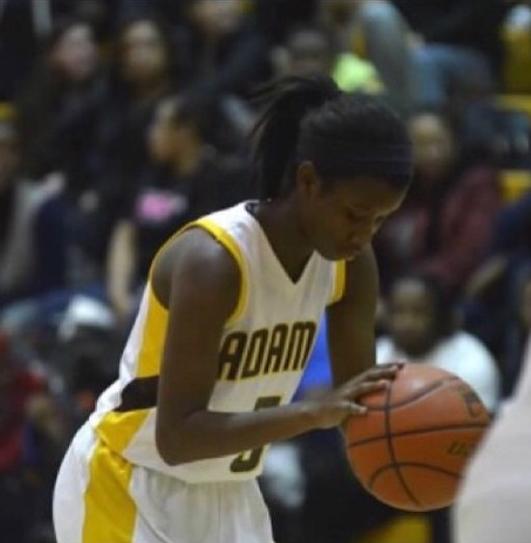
[376,165,501,293]
[393,0,510,73]
[175,21,271,98]
[122,149,250,279]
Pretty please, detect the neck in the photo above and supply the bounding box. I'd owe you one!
[252,197,314,282]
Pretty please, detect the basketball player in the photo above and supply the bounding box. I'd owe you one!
[53,74,413,543]
[454,334,531,543]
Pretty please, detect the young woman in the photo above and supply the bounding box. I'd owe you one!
[53,74,412,543]
[377,273,501,412]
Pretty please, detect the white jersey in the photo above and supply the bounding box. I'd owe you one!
[89,202,345,483]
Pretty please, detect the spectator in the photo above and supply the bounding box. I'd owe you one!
[375,111,502,293]
[88,14,176,263]
[339,0,509,113]
[177,0,271,98]
[377,273,501,412]
[16,17,105,196]
[502,268,531,396]
[106,93,249,324]
[273,25,382,94]
[464,191,531,369]
[0,105,66,307]
[0,331,65,543]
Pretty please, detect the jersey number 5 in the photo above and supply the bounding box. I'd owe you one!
[230,396,282,473]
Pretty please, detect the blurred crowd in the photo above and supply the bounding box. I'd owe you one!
[1,1,531,542]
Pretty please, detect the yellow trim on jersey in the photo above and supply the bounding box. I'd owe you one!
[83,441,136,543]
[146,217,248,327]
[137,286,168,377]
[96,280,162,451]
[330,260,346,304]
[194,217,249,326]
[96,410,150,454]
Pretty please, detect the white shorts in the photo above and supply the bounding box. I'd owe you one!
[53,422,275,543]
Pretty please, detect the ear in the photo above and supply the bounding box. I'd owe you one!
[295,161,322,199]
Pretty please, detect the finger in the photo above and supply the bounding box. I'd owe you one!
[347,379,390,398]
[379,360,406,370]
[344,401,367,416]
[362,366,400,381]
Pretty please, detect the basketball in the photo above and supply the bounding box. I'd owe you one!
[345,363,491,512]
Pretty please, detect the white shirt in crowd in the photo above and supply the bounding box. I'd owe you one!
[376,331,501,412]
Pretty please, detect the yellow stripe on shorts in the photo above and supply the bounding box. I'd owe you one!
[83,441,136,543]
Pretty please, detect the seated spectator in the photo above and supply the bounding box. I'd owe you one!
[177,0,271,98]
[376,272,501,543]
[319,0,508,114]
[0,105,66,307]
[16,16,105,198]
[14,17,111,285]
[377,273,501,412]
[88,14,177,264]
[502,267,531,397]
[106,93,249,324]
[0,331,65,543]
[375,111,502,294]
[273,25,382,94]
[464,191,531,372]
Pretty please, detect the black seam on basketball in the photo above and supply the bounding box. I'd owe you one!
[381,382,421,507]
[347,422,489,449]
[367,462,461,490]
[364,377,460,411]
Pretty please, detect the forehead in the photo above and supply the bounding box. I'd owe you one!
[124,21,161,44]
[409,114,451,142]
[325,177,407,213]
[391,279,432,305]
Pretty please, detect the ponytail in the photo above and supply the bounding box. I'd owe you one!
[251,75,341,199]
[251,74,412,199]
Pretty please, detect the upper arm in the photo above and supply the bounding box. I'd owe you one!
[107,220,136,285]
[152,229,240,446]
[326,246,379,386]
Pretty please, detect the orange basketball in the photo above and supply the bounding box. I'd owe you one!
[345,363,491,512]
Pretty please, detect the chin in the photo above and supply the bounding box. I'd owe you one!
[317,248,353,262]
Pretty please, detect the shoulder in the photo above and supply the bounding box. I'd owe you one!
[151,227,241,314]
[437,332,497,372]
[453,331,495,359]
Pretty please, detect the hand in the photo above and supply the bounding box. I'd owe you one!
[303,363,402,430]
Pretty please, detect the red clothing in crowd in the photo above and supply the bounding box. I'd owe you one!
[0,338,45,472]
[376,165,501,291]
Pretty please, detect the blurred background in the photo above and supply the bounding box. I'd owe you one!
[0,1,530,542]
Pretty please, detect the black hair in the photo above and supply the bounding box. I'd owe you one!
[251,74,412,199]
[161,93,219,141]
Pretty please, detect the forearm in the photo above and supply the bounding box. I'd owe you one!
[156,401,319,465]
